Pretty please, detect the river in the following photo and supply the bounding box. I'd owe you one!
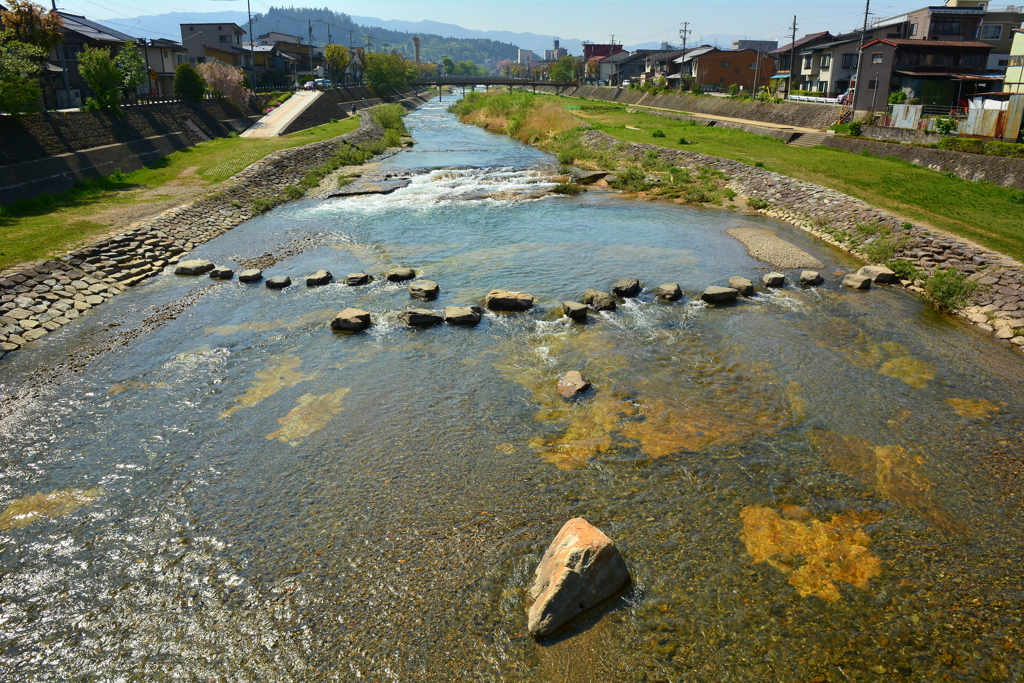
[1,98,1023,682]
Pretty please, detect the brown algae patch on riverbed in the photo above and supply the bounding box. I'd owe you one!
[221,355,321,418]
[0,488,103,530]
[205,310,331,336]
[266,387,351,446]
[813,326,937,389]
[107,381,170,396]
[946,397,1001,419]
[740,505,883,602]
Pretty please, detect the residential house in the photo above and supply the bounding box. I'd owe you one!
[688,48,776,92]
[732,39,778,53]
[141,39,187,97]
[597,50,629,84]
[640,50,685,83]
[1005,25,1024,92]
[851,38,996,113]
[180,23,248,68]
[45,12,139,108]
[601,50,658,85]
[583,43,623,61]
[768,31,833,94]
[962,0,1024,70]
[256,31,303,46]
[797,34,863,96]
[244,44,299,87]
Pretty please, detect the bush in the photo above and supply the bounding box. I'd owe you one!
[747,196,770,210]
[753,161,765,168]
[371,103,409,134]
[678,136,688,145]
[924,268,978,312]
[888,90,907,104]
[551,182,585,195]
[936,137,1024,159]
[848,120,863,136]
[934,117,958,136]
[174,63,206,102]
[863,234,905,263]
[651,129,666,138]
[383,128,402,147]
[78,46,123,111]
[885,258,922,281]
[608,167,650,192]
[1010,192,1024,204]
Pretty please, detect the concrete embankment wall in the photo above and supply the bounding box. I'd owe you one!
[280,86,424,136]
[0,103,409,359]
[533,85,843,130]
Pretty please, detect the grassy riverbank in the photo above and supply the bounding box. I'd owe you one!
[455,91,1024,262]
[0,117,361,271]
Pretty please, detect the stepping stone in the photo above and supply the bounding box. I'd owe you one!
[843,273,872,290]
[210,266,234,280]
[238,269,263,283]
[330,307,372,331]
[399,308,444,326]
[346,272,372,286]
[701,286,739,304]
[557,370,591,398]
[265,276,292,289]
[562,301,588,321]
[729,277,754,296]
[655,283,682,301]
[583,289,616,311]
[484,289,535,312]
[857,265,897,283]
[611,278,642,298]
[763,272,785,288]
[409,280,440,300]
[800,270,823,285]
[174,259,214,276]
[386,267,416,282]
[306,270,333,286]
[444,305,482,325]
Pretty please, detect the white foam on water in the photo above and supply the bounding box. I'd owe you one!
[753,288,809,313]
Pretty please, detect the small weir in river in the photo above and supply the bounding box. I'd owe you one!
[1,99,1024,682]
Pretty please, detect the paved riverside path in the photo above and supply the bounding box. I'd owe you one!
[241,90,322,138]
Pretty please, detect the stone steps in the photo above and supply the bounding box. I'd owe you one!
[788,131,831,147]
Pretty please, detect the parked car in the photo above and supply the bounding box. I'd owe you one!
[621,79,631,87]
[315,78,332,88]
[303,81,315,90]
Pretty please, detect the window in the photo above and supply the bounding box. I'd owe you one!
[910,23,918,36]
[219,35,229,43]
[720,61,730,67]
[779,55,791,70]
[930,17,962,36]
[871,52,883,64]
[820,54,831,69]
[177,55,185,65]
[1010,56,1024,67]
[734,67,740,73]
[998,59,1009,66]
[62,45,80,60]
[961,54,984,67]
[980,24,1002,40]
[803,56,812,69]
[750,62,757,69]
[842,53,857,68]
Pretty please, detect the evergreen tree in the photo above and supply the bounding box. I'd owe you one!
[173,62,206,102]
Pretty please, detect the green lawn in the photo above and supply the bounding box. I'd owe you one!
[0,117,361,270]
[540,96,1024,261]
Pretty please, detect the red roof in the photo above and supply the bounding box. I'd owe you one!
[861,38,992,49]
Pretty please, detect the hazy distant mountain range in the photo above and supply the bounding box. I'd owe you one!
[102,9,757,58]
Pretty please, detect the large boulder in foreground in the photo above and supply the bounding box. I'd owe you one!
[386,267,416,282]
[857,265,897,284]
[409,280,440,300]
[655,283,682,301]
[210,266,234,280]
[527,518,630,639]
[584,289,616,311]
[562,301,588,321]
[557,371,591,398]
[762,272,785,288]
[843,273,872,290]
[399,308,444,326]
[728,276,754,297]
[445,305,482,326]
[330,308,372,332]
[611,278,642,298]
[701,286,738,304]
[485,289,534,312]
[306,269,333,286]
[175,259,215,276]
[800,270,823,286]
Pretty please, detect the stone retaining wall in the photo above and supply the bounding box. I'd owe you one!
[0,108,394,361]
[579,129,1024,352]
[862,125,941,145]
[821,136,1024,190]
[625,108,799,143]
[534,85,843,130]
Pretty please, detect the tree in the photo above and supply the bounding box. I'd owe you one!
[173,62,206,102]
[497,59,512,76]
[364,51,409,89]
[0,0,64,55]
[0,28,46,113]
[452,59,478,76]
[441,56,455,75]
[325,44,350,85]
[549,55,578,82]
[78,46,123,111]
[585,58,599,82]
[196,61,250,109]
[117,40,146,98]
[351,47,366,84]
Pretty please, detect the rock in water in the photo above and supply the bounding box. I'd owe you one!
[562,301,588,321]
[557,371,591,398]
[409,280,440,300]
[763,272,786,288]
[857,265,897,284]
[386,267,416,282]
[306,270,333,286]
[445,305,482,326]
[574,170,609,185]
[526,518,630,638]
[346,272,372,286]
[843,273,872,290]
[210,266,234,280]
[729,277,755,296]
[238,269,263,283]
[611,278,642,298]
[655,283,682,301]
[399,309,444,326]
[174,259,215,276]
[484,289,534,312]
[800,270,824,286]
[330,308,372,331]
[701,286,739,304]
[265,276,292,289]
[584,289,616,311]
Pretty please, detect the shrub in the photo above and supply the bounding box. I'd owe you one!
[1010,192,1024,205]
[754,161,765,168]
[281,185,304,200]
[551,182,585,195]
[174,63,206,102]
[747,196,770,209]
[678,136,688,145]
[383,128,402,147]
[885,258,922,281]
[863,234,905,263]
[371,103,409,134]
[924,268,978,311]
[608,167,650,192]
[848,120,862,136]
[888,90,907,104]
[251,197,276,213]
[652,129,666,138]
[78,46,123,111]
[934,117,958,136]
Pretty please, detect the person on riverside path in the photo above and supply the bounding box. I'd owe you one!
[351,104,357,117]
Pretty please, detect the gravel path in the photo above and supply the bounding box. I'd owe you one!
[726,227,824,269]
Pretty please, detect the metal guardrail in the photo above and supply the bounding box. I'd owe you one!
[787,94,841,106]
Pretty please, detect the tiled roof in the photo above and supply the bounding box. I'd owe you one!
[56,11,137,43]
[769,31,832,57]
[862,38,993,48]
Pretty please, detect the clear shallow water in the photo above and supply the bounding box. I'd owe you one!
[2,100,1024,682]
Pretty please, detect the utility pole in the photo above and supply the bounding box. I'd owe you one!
[679,21,690,56]
[347,29,355,48]
[788,16,797,99]
[326,24,332,86]
[852,0,871,112]
[308,20,314,87]
[246,0,255,87]
[51,0,71,108]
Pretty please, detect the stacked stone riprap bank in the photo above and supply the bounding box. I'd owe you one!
[0,109,393,361]
[580,130,1024,353]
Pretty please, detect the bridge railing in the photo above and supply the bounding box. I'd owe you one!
[410,76,579,87]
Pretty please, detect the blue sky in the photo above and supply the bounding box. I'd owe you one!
[74,0,941,46]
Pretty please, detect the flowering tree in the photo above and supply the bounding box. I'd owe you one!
[497,59,512,76]
[196,61,251,110]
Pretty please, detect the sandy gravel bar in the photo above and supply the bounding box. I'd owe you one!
[726,228,825,269]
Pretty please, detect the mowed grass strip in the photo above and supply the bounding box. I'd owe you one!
[532,95,1024,261]
[0,117,361,270]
